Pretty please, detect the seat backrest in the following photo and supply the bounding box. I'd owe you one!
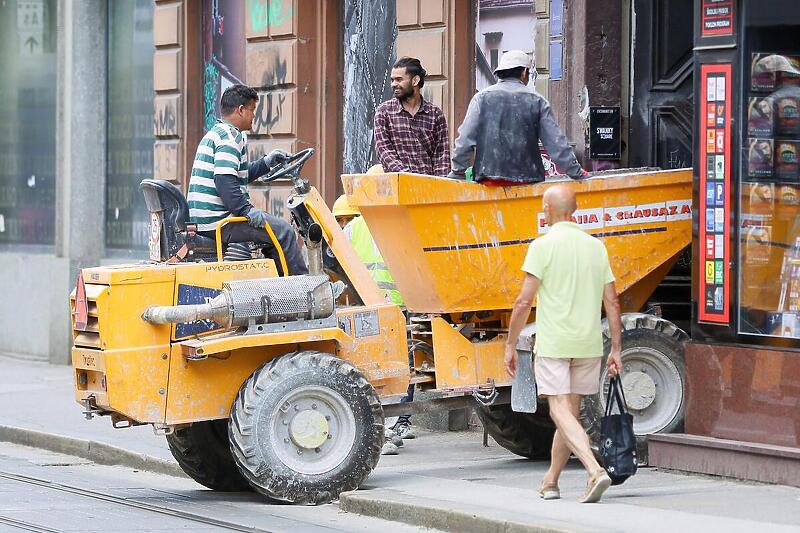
[139,179,189,230]
[139,179,190,260]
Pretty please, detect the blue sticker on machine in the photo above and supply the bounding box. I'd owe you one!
[175,284,224,338]
[338,315,352,336]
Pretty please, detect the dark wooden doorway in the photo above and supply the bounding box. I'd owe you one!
[629,0,694,169]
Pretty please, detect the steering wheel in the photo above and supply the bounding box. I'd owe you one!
[260,148,315,182]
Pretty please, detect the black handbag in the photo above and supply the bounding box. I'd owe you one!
[599,376,637,485]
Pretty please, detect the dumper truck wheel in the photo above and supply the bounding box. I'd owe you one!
[229,350,383,505]
[582,313,688,464]
[165,420,252,491]
[476,404,555,459]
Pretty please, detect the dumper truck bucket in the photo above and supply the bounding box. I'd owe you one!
[343,169,692,314]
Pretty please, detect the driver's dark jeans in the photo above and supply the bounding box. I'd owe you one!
[398,310,415,426]
[200,216,308,276]
[397,346,415,426]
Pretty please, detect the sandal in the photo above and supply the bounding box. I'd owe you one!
[579,469,611,503]
[538,481,560,500]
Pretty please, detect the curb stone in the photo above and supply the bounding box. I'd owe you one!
[339,491,581,533]
[0,425,187,479]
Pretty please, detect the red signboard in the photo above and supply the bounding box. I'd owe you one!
[698,64,732,324]
[701,0,734,36]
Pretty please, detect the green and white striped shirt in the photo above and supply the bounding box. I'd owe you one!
[187,121,250,231]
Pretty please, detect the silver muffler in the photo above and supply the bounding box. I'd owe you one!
[142,275,342,329]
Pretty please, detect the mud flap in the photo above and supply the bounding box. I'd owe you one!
[511,349,537,413]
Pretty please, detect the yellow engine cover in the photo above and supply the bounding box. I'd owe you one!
[71,259,278,423]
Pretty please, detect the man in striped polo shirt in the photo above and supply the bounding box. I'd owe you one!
[187,85,307,275]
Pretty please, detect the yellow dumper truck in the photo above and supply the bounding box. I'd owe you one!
[71,149,691,504]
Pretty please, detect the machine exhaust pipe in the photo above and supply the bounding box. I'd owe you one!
[307,223,324,276]
[142,293,230,326]
[142,275,342,330]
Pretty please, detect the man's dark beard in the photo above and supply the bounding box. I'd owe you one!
[397,85,414,101]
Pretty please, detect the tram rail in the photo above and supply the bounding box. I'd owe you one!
[0,470,275,533]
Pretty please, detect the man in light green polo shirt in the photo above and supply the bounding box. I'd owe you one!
[505,184,623,504]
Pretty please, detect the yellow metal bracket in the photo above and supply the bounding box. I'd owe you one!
[214,216,288,275]
[178,326,353,360]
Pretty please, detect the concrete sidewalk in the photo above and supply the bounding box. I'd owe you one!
[2,354,799,532]
[0,355,179,475]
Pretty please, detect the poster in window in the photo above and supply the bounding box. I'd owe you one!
[589,107,621,160]
[698,64,731,323]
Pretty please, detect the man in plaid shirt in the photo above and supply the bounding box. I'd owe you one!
[373,57,450,177]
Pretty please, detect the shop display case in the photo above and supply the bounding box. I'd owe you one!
[657,1,800,480]
[693,0,800,347]
[740,47,800,339]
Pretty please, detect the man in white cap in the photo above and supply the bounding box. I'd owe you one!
[450,50,588,185]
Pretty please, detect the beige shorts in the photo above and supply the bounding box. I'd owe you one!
[535,356,602,396]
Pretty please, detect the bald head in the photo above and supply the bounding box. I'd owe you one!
[543,185,577,221]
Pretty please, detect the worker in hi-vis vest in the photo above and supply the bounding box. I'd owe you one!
[343,215,404,307]
[332,188,415,455]
[332,194,360,229]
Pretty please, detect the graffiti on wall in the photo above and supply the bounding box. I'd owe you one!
[153,142,179,181]
[247,0,292,34]
[203,57,221,132]
[154,98,178,137]
[252,55,288,134]
[202,0,246,132]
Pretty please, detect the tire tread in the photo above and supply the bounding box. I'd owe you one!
[229,350,382,504]
[476,404,555,460]
[586,313,687,465]
[166,420,252,491]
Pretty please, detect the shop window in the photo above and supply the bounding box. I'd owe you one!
[0,0,57,247]
[738,2,800,338]
[490,48,499,71]
[106,0,154,252]
[475,1,534,92]
[202,0,246,132]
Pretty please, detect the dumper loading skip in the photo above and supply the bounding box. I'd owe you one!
[70,150,691,504]
[345,168,691,456]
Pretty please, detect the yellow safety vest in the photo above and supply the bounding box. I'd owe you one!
[347,217,404,306]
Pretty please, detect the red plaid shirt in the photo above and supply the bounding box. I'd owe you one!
[373,97,450,177]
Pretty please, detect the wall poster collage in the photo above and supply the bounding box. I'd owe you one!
[699,64,731,324]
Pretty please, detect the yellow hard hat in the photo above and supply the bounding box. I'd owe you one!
[333,194,360,217]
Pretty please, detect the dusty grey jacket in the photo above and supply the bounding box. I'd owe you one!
[451,78,583,183]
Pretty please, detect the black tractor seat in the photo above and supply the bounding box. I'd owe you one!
[139,179,224,262]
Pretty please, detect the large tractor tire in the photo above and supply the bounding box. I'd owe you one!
[582,313,688,464]
[229,351,383,505]
[476,404,555,459]
[165,419,252,491]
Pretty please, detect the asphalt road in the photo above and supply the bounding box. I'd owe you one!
[0,441,437,533]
